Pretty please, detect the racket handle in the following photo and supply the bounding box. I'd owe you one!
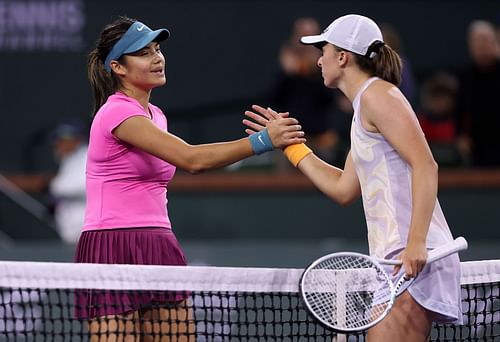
[377,237,468,265]
[427,236,468,263]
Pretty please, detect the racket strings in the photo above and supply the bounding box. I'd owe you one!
[302,254,393,330]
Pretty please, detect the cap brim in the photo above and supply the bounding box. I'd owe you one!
[300,34,328,49]
[123,28,170,54]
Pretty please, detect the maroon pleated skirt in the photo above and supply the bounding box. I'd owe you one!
[74,227,188,318]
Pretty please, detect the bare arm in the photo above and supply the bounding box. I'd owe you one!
[244,105,361,206]
[113,114,305,174]
[362,82,438,278]
[297,151,361,206]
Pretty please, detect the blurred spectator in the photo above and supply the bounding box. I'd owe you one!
[417,71,464,167]
[48,120,88,244]
[457,20,500,167]
[380,23,417,105]
[330,90,354,166]
[269,17,336,166]
[495,13,500,49]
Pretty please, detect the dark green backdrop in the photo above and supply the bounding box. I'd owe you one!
[0,0,499,171]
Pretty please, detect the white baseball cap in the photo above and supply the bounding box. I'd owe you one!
[301,14,384,58]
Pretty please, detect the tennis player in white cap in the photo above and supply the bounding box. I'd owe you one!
[244,14,462,341]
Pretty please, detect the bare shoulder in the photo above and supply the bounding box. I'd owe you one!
[360,80,412,119]
[361,80,399,106]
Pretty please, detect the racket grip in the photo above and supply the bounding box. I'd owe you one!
[377,237,468,266]
[427,236,468,263]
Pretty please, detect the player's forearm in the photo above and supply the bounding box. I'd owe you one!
[407,161,439,244]
[298,154,358,206]
[182,139,254,174]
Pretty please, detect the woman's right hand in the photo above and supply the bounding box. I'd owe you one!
[243,105,305,149]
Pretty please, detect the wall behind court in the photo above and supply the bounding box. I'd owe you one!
[0,0,498,172]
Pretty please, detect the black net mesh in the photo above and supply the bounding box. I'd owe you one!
[0,280,498,341]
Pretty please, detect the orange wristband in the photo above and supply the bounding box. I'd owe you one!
[283,144,312,167]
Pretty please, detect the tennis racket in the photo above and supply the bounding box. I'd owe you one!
[299,237,468,333]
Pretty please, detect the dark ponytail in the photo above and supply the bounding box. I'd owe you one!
[350,43,403,87]
[87,16,135,117]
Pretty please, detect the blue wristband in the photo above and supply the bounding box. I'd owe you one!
[249,128,274,155]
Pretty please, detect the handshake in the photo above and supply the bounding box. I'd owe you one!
[244,104,313,167]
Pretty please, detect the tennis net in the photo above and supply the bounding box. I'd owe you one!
[0,259,498,341]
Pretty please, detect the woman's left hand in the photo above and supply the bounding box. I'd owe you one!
[243,104,306,149]
[393,241,428,279]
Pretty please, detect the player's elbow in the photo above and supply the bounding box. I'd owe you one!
[430,159,439,183]
[330,189,359,207]
[337,194,358,207]
[177,150,208,175]
[431,158,439,174]
[177,143,225,174]
[185,167,203,175]
[183,161,206,175]
[420,157,439,178]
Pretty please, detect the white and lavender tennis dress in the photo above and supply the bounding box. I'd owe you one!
[349,77,462,324]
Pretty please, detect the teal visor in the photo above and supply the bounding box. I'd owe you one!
[104,21,170,73]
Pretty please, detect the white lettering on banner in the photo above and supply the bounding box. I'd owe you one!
[0,0,85,52]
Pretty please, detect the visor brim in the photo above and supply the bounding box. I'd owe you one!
[123,28,170,54]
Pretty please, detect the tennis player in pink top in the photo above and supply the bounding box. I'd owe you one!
[244,14,462,342]
[75,16,305,341]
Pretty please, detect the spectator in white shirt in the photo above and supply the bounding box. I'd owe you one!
[49,120,88,244]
